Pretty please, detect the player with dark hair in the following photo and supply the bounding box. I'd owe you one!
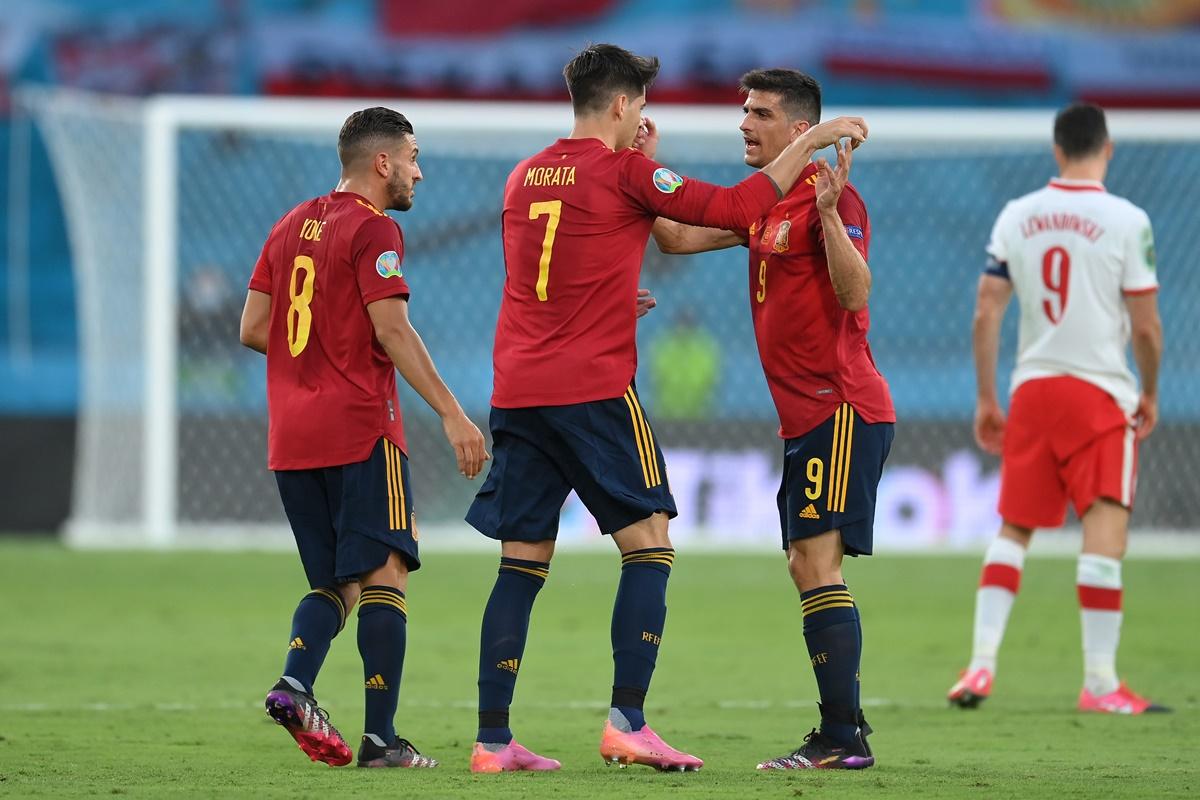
[653,68,893,770]
[240,106,488,769]
[465,46,868,773]
[947,103,1168,715]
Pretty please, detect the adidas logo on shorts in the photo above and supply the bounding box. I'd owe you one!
[799,503,821,520]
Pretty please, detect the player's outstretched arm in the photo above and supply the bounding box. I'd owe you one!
[239,289,270,354]
[1126,291,1162,440]
[366,297,489,478]
[761,116,868,196]
[972,274,1013,455]
[652,218,746,255]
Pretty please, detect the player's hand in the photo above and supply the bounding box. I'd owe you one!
[1134,393,1158,441]
[443,412,489,479]
[635,287,657,319]
[801,116,868,151]
[815,140,853,212]
[632,116,659,159]
[974,399,1006,455]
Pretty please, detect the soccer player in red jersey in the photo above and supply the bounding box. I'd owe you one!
[464,46,867,773]
[653,69,893,770]
[947,104,1168,715]
[239,107,487,768]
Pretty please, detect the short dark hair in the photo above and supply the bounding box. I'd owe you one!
[337,107,414,169]
[1054,103,1108,159]
[739,69,821,125]
[563,43,660,116]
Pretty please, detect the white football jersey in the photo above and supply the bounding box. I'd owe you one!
[986,178,1158,414]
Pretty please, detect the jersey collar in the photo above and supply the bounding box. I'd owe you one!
[1048,178,1105,192]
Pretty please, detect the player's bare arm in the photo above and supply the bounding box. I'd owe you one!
[760,116,867,196]
[972,274,1013,455]
[366,297,489,478]
[1125,291,1163,440]
[651,218,746,254]
[239,289,271,354]
[816,141,871,312]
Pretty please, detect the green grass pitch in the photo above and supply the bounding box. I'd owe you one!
[1,539,1196,798]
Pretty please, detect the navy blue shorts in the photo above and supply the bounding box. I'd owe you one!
[778,403,894,556]
[275,437,420,587]
[466,385,677,541]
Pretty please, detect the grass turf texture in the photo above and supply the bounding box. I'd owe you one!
[0,540,1196,798]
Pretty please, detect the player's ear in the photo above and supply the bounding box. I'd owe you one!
[1104,139,1114,161]
[374,151,390,179]
[613,93,628,121]
[790,119,810,143]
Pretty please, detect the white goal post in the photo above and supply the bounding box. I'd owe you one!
[18,88,1200,549]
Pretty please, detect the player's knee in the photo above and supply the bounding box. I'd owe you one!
[358,549,410,590]
[613,511,672,553]
[337,582,361,615]
[787,534,844,590]
[502,539,556,563]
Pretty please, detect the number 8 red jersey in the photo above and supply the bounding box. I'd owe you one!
[249,191,411,469]
[985,178,1158,415]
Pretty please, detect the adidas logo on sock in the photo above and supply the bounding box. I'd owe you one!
[288,637,305,650]
[365,674,389,690]
[799,503,821,520]
[497,658,520,675]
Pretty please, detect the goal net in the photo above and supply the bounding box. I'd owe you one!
[20,88,1200,549]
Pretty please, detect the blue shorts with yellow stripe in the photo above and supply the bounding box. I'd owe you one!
[274,436,420,587]
[778,403,894,556]
[466,385,677,542]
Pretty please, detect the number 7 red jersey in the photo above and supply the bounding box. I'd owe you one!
[491,137,784,408]
[248,191,411,470]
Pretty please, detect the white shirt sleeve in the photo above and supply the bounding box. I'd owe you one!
[984,202,1013,277]
[1121,208,1159,294]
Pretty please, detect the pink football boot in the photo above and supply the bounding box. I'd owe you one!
[598,720,703,772]
[469,740,561,773]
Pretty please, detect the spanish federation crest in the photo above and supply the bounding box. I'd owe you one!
[773,220,791,253]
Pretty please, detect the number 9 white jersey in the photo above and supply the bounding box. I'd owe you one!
[985,178,1158,415]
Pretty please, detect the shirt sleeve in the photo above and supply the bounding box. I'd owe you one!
[1121,208,1159,295]
[248,220,281,294]
[354,215,411,305]
[983,202,1013,280]
[618,151,780,230]
[815,187,869,261]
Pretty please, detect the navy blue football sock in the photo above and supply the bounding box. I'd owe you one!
[280,588,346,695]
[800,584,862,746]
[476,558,549,744]
[611,548,675,732]
[357,585,408,743]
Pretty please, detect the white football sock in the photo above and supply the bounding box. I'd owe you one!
[1078,553,1122,696]
[968,537,1027,674]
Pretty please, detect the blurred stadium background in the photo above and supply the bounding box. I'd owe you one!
[2,0,1200,551]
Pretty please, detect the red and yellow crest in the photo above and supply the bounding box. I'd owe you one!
[773,220,791,253]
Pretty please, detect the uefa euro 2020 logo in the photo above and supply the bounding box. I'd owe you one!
[376,250,403,279]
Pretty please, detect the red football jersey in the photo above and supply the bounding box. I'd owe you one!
[248,191,411,470]
[747,163,895,438]
[492,137,781,408]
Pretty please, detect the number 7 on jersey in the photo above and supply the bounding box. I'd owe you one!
[529,200,562,301]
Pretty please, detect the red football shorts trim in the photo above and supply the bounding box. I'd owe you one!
[998,377,1137,529]
[1077,584,1123,611]
[980,563,1022,593]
